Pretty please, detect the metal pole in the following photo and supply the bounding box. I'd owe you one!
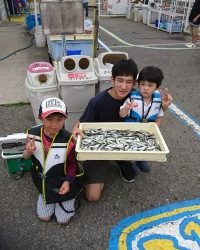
[92,6,99,58]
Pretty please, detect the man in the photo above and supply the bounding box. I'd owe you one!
[73,59,172,202]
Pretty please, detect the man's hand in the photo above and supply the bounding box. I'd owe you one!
[72,122,84,141]
[160,88,173,111]
[59,181,70,195]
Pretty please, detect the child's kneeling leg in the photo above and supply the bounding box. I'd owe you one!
[37,194,55,222]
[55,198,75,224]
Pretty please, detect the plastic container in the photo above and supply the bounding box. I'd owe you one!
[76,122,169,162]
[133,4,143,23]
[147,8,158,25]
[34,25,46,48]
[67,50,82,56]
[47,39,93,61]
[93,52,129,94]
[167,19,182,33]
[142,4,148,24]
[126,3,133,20]
[1,152,32,178]
[35,32,46,48]
[56,55,98,132]
[25,62,59,124]
[26,14,41,31]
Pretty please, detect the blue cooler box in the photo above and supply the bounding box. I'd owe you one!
[48,39,93,61]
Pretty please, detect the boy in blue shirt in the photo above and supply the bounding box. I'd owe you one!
[119,66,164,172]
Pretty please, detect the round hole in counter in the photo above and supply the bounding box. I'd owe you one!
[38,74,48,84]
[102,54,128,65]
[64,58,76,71]
[79,58,89,70]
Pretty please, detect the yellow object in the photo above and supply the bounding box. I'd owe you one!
[76,122,169,162]
[10,15,25,23]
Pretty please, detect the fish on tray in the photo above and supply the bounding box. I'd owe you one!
[80,129,161,152]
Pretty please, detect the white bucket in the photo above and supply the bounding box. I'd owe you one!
[35,25,43,33]
[35,32,46,48]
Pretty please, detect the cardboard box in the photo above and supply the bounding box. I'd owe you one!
[76,122,169,162]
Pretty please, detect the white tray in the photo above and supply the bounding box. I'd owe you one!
[75,122,169,162]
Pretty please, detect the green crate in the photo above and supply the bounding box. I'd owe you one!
[2,152,32,178]
[4,157,32,173]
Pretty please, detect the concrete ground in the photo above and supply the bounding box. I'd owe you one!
[0,16,200,250]
[0,22,49,105]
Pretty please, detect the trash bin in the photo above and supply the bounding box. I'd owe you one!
[93,52,129,93]
[147,7,158,25]
[142,4,148,24]
[133,4,143,23]
[126,3,133,20]
[0,133,32,178]
[56,55,98,132]
[25,62,59,124]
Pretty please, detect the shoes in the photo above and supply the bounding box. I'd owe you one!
[117,161,136,183]
[136,161,150,172]
[185,43,196,48]
[131,162,140,175]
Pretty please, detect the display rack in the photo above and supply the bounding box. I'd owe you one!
[147,0,189,33]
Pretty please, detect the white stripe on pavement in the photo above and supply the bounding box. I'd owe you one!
[99,26,200,50]
[169,104,200,137]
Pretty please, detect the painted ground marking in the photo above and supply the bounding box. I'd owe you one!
[109,199,200,250]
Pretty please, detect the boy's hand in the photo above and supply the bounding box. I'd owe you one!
[129,100,135,109]
[59,181,70,195]
[160,88,173,111]
[119,97,135,118]
[25,136,36,154]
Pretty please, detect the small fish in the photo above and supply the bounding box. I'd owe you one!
[80,128,161,152]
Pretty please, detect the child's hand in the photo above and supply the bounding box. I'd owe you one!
[126,97,135,110]
[119,97,135,118]
[160,88,173,111]
[25,136,36,154]
[127,101,135,109]
[59,181,70,195]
